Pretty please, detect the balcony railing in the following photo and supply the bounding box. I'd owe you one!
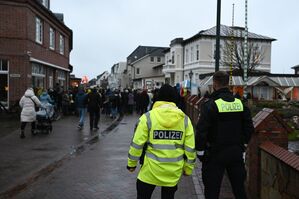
[162,64,176,73]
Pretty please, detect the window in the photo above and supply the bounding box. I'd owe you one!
[59,34,64,55]
[57,70,66,87]
[35,17,43,44]
[49,27,55,50]
[171,52,175,64]
[32,63,45,75]
[42,0,49,9]
[185,49,189,63]
[150,57,154,62]
[157,57,161,62]
[196,45,199,60]
[0,59,8,71]
[191,47,194,62]
[32,63,45,88]
[136,68,140,74]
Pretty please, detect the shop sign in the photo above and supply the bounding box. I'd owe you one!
[9,74,20,78]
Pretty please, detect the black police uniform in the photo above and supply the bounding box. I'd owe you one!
[195,88,254,199]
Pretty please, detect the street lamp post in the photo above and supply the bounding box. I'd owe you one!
[189,70,193,94]
[243,0,248,98]
[215,0,221,72]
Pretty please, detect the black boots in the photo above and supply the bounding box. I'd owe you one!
[20,131,25,139]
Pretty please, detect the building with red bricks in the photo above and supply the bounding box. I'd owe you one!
[0,0,73,109]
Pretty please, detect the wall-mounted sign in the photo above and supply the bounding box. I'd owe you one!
[10,74,21,78]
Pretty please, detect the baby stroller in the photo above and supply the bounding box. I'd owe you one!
[36,103,54,134]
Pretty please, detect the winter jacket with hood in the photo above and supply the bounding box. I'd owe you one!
[39,91,54,104]
[19,88,41,122]
[127,101,196,187]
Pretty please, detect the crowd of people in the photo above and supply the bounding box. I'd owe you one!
[18,71,254,199]
[19,83,186,135]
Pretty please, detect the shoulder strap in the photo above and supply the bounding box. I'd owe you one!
[26,96,37,106]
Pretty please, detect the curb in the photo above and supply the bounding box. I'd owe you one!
[0,115,123,199]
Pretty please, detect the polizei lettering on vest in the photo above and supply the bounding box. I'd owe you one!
[221,102,242,112]
[153,130,183,140]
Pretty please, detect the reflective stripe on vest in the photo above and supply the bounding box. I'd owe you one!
[145,112,189,133]
[146,152,184,162]
[215,98,243,113]
[145,112,192,148]
[128,153,140,161]
[147,142,195,153]
[130,142,143,150]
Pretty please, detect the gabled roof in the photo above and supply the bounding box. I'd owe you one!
[127,46,168,64]
[184,25,276,45]
[248,76,280,87]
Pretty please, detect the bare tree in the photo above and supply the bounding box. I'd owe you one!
[220,29,265,79]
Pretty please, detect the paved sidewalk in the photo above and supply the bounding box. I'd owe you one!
[13,114,199,199]
[0,114,114,197]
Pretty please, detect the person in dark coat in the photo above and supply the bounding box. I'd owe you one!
[87,88,102,130]
[195,71,254,199]
[75,88,88,129]
[139,89,149,114]
[109,90,120,119]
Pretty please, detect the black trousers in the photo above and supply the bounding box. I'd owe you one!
[202,146,247,199]
[21,122,36,131]
[89,109,100,128]
[136,179,177,199]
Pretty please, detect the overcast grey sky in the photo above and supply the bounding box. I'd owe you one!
[51,0,299,79]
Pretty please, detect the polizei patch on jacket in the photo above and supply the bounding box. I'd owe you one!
[153,130,183,140]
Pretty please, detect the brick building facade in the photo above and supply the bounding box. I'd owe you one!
[0,0,73,108]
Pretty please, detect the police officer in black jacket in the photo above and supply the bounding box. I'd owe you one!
[195,71,254,199]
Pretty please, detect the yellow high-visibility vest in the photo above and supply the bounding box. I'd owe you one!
[128,101,196,187]
[215,98,243,113]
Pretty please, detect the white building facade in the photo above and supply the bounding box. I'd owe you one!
[163,25,275,88]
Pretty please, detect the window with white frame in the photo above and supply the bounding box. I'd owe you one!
[42,0,49,9]
[49,27,55,50]
[157,57,161,62]
[57,70,66,87]
[0,59,8,71]
[196,45,199,60]
[35,17,43,44]
[32,63,45,88]
[59,34,64,55]
[150,57,154,62]
[32,63,45,75]
[136,68,140,74]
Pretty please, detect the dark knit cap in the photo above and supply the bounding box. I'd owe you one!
[157,84,177,103]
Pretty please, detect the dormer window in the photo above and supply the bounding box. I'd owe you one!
[42,0,49,9]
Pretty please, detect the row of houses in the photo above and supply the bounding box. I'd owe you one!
[0,0,73,108]
[93,25,299,101]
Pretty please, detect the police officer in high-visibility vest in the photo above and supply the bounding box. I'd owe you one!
[195,71,254,199]
[127,84,196,199]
